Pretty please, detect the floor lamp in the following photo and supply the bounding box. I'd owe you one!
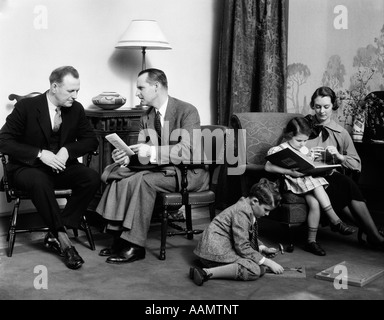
[115,19,172,70]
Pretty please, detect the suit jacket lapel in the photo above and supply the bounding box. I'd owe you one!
[36,94,52,145]
[144,107,158,145]
[164,97,177,143]
[149,108,156,132]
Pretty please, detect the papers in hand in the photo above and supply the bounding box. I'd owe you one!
[265,146,341,175]
[105,133,135,156]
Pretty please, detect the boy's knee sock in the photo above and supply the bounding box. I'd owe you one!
[204,263,238,280]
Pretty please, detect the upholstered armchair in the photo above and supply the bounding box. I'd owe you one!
[230,112,307,251]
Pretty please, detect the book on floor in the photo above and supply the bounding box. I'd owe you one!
[265,146,341,175]
[315,261,384,287]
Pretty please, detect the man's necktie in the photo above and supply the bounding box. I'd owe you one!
[155,110,162,143]
[53,107,62,132]
[249,219,259,252]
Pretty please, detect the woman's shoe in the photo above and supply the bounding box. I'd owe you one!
[366,236,384,252]
[330,221,356,235]
[304,241,326,256]
[357,226,384,245]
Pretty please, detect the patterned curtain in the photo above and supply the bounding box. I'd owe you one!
[217,0,288,125]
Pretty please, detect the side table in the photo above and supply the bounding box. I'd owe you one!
[84,107,145,210]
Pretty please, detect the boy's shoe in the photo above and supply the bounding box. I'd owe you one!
[330,221,355,235]
[304,241,326,256]
[189,266,210,286]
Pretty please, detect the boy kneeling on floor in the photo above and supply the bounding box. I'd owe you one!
[190,178,284,286]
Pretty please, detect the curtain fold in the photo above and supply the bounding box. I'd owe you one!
[217,0,288,125]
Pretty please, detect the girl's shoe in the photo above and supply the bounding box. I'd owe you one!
[330,221,355,235]
[304,241,326,256]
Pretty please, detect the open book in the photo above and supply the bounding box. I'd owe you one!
[265,146,341,175]
[105,133,135,156]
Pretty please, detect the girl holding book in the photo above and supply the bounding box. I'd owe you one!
[265,117,355,256]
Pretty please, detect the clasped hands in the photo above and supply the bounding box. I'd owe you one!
[39,147,69,173]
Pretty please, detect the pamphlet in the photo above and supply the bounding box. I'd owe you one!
[265,146,341,175]
[105,133,135,156]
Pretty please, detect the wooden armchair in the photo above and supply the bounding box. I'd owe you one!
[0,92,98,256]
[158,125,228,260]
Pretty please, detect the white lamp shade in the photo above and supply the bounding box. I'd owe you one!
[116,20,172,50]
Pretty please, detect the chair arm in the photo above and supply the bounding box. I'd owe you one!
[239,163,282,196]
[243,163,280,180]
[244,163,266,173]
[85,150,99,167]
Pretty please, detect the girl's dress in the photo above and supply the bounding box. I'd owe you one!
[267,142,328,194]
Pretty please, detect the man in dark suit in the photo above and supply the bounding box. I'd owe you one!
[0,66,100,269]
[96,68,209,264]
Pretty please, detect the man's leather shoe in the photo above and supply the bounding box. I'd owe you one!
[330,220,355,235]
[63,246,84,270]
[99,247,119,257]
[304,241,326,256]
[106,246,146,264]
[99,238,123,257]
[44,232,64,257]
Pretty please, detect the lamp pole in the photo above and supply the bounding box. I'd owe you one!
[141,47,147,70]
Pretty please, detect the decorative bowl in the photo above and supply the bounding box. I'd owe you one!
[92,92,126,110]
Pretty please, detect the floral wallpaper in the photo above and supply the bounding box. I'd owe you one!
[287,0,384,133]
